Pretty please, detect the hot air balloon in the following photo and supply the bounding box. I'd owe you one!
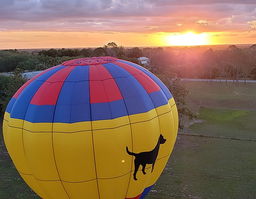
[3,57,178,199]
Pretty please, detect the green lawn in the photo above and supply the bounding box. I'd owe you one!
[147,81,256,199]
[1,81,256,199]
[148,135,256,199]
[184,81,256,111]
[189,108,256,139]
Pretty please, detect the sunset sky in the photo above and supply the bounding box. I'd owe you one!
[0,0,256,49]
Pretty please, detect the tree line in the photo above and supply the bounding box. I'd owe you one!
[2,42,255,127]
[0,42,195,128]
[146,44,256,80]
[1,43,255,80]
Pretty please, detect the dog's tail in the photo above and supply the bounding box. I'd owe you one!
[126,147,136,156]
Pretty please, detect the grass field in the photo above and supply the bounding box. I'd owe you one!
[146,81,256,199]
[1,81,256,199]
[183,81,256,111]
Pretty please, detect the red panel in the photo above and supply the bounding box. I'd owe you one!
[89,81,108,103]
[103,79,123,102]
[115,62,160,93]
[31,66,75,105]
[89,64,112,80]
[125,194,142,199]
[13,66,60,98]
[89,65,122,103]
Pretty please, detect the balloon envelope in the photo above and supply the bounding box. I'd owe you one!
[3,57,178,199]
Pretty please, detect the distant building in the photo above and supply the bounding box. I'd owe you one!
[137,57,150,66]
[0,70,43,79]
[22,70,43,79]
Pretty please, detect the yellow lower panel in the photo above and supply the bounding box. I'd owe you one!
[129,108,157,124]
[126,165,152,198]
[37,180,69,199]
[53,131,96,182]
[4,126,30,173]
[92,116,130,130]
[4,112,10,121]
[131,117,160,153]
[8,117,23,128]
[98,174,130,199]
[63,180,99,199]
[126,156,170,198]
[169,97,176,107]
[155,102,171,116]
[157,111,177,158]
[2,120,8,148]
[24,121,52,132]
[93,125,132,178]
[144,156,170,188]
[53,121,92,133]
[23,130,59,180]
[172,105,179,134]
[21,174,49,199]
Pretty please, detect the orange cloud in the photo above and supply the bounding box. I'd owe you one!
[0,0,256,48]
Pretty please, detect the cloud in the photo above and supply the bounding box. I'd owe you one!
[248,20,256,30]
[0,0,255,33]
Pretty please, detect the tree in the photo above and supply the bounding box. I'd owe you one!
[127,47,143,58]
[251,67,256,80]
[105,42,118,48]
[0,68,26,116]
[38,49,59,57]
[0,51,29,72]
[80,48,92,57]
[104,42,125,57]
[92,47,107,56]
[210,67,221,79]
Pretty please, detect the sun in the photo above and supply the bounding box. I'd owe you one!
[165,32,210,46]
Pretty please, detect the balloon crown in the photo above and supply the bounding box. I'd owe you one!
[62,56,117,66]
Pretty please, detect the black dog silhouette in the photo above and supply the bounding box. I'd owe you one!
[126,134,166,180]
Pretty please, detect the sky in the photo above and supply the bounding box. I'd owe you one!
[0,0,256,49]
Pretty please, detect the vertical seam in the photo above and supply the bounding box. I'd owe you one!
[89,65,101,199]
[96,65,113,119]
[51,66,78,199]
[102,64,134,198]
[69,82,76,123]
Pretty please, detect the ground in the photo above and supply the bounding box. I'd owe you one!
[1,81,256,199]
[147,81,256,199]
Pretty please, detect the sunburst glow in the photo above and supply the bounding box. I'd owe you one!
[165,32,210,46]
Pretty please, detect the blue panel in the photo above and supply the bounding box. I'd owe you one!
[10,66,65,120]
[140,185,154,199]
[70,103,90,122]
[103,63,130,78]
[72,81,90,104]
[54,67,91,123]
[108,100,127,119]
[54,81,74,105]
[6,98,16,113]
[149,90,168,108]
[65,65,90,81]
[54,104,72,123]
[104,63,155,115]
[118,60,173,100]
[91,100,127,121]
[91,102,112,121]
[25,104,55,123]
